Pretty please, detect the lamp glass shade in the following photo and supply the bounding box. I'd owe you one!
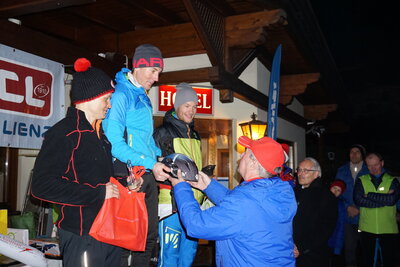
[240,124,251,139]
[250,124,267,140]
[239,114,267,140]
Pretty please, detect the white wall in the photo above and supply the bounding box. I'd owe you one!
[15,74,71,211]
[17,150,38,211]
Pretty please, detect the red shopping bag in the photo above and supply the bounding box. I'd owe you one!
[89,177,148,251]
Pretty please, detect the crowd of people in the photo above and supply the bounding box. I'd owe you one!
[31,44,400,267]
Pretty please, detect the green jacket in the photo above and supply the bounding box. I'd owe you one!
[359,173,398,234]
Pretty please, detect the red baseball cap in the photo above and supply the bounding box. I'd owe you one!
[238,136,285,175]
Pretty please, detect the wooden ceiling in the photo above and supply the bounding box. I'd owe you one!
[0,0,345,130]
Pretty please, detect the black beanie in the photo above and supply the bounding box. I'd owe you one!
[71,58,114,104]
[133,44,164,69]
[350,144,366,159]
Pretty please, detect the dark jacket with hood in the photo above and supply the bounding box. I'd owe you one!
[32,107,114,236]
[153,108,203,219]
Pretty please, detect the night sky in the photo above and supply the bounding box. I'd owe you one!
[309,1,400,175]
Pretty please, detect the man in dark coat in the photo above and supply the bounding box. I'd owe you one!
[293,157,338,267]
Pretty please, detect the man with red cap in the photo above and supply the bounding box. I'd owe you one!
[168,136,297,266]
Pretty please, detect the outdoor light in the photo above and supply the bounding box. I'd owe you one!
[239,113,267,140]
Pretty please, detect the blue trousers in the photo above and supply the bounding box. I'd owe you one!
[158,213,198,267]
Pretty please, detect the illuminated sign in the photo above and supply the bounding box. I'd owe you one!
[158,85,213,114]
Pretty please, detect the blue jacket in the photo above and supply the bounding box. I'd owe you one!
[103,68,161,170]
[335,162,369,224]
[328,199,346,255]
[174,177,297,267]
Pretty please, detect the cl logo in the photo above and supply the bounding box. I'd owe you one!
[0,59,53,117]
[0,70,45,108]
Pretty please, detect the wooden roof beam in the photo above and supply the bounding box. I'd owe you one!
[183,0,225,66]
[273,0,347,106]
[0,20,121,77]
[280,73,320,105]
[210,66,307,128]
[67,8,131,33]
[93,9,287,58]
[229,48,258,76]
[159,67,211,85]
[225,9,287,48]
[304,104,337,121]
[204,0,236,16]
[0,0,94,18]
[15,13,78,42]
[121,0,183,25]
[97,23,206,58]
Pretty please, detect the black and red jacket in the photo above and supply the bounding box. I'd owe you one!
[32,107,114,236]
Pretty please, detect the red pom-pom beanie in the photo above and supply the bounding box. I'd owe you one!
[71,58,114,104]
[330,179,346,194]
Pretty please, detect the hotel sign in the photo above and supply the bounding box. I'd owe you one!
[158,85,213,114]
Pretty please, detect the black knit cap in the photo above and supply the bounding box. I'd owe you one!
[133,44,164,69]
[71,58,114,104]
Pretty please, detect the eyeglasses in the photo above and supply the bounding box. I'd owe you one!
[296,168,319,174]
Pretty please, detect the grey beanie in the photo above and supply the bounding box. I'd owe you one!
[133,44,164,69]
[174,83,198,109]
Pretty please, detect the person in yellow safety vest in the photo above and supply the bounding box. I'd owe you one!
[353,152,400,267]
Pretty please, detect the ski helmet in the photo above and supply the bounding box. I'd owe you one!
[161,153,199,181]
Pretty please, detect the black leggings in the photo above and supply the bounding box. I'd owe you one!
[58,228,121,267]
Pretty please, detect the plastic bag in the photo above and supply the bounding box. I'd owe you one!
[89,177,148,251]
[9,211,37,239]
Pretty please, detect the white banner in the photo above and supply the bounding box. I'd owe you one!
[0,44,64,149]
